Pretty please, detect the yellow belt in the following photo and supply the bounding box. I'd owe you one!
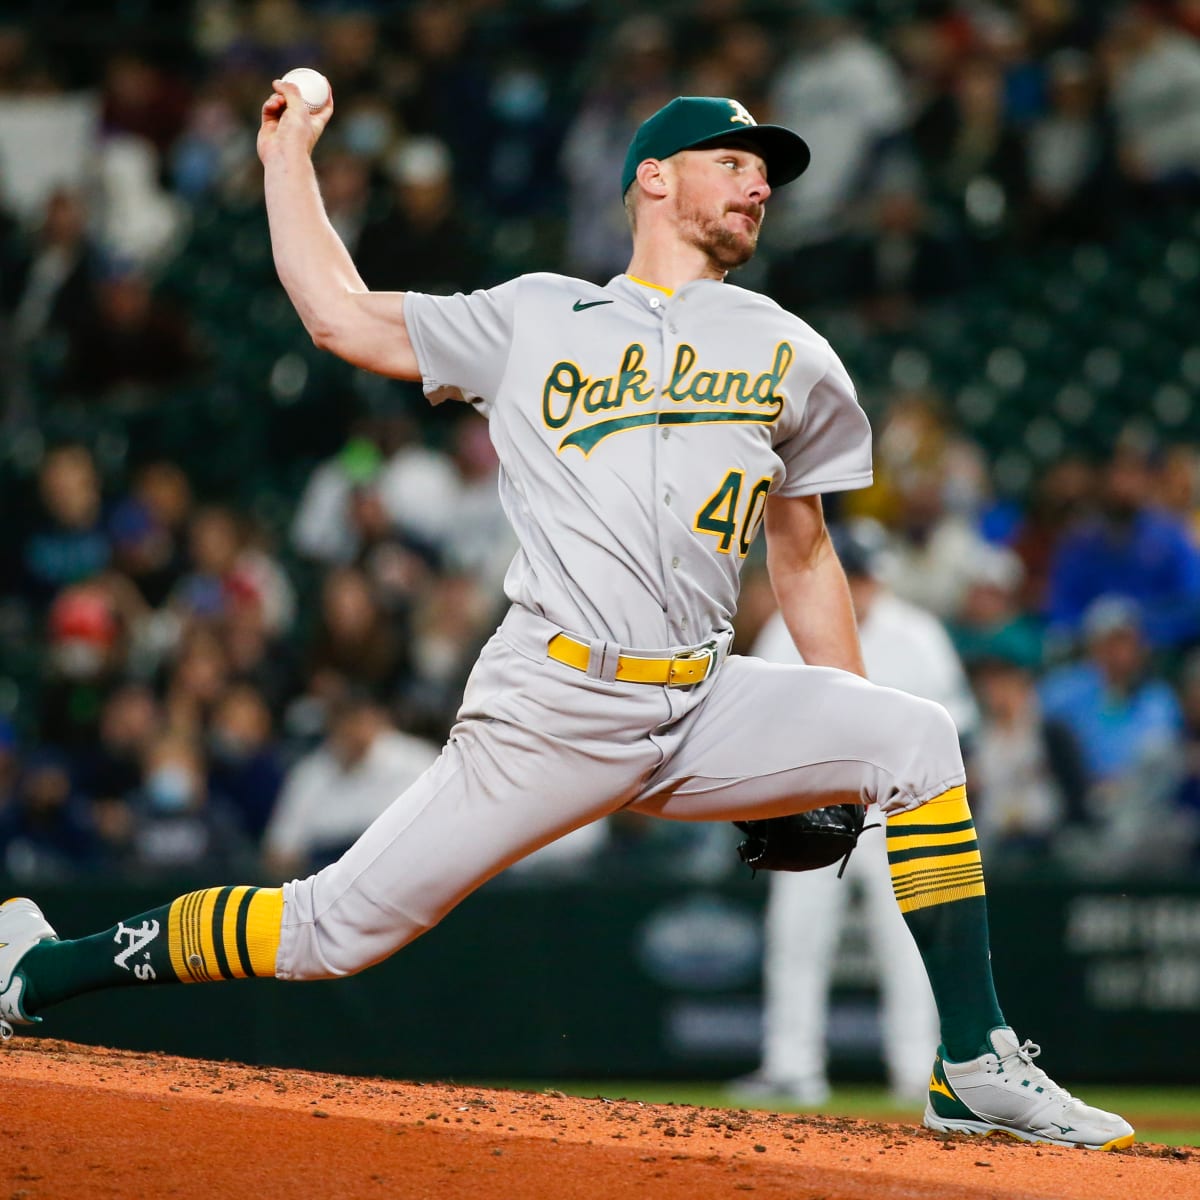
[547,633,718,687]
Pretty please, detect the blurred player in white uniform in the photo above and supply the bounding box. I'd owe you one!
[740,521,977,1104]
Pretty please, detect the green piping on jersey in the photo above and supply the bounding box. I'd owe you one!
[560,409,784,455]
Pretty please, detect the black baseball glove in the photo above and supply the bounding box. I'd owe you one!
[734,804,877,878]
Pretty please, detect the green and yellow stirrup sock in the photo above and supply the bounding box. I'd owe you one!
[17,886,283,1015]
[886,785,1006,1061]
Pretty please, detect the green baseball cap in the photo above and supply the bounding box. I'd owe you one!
[621,96,811,195]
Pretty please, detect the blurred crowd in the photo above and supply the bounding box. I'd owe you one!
[0,0,1199,885]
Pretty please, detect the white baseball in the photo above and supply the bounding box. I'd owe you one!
[281,67,330,112]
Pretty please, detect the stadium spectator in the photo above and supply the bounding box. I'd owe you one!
[314,143,373,257]
[291,418,459,568]
[767,7,908,277]
[74,680,162,805]
[38,584,126,752]
[1039,596,1183,791]
[1022,49,1118,243]
[840,176,968,327]
[17,444,112,609]
[913,52,1029,246]
[222,596,300,718]
[0,747,101,881]
[169,85,259,202]
[967,651,1090,862]
[306,564,408,703]
[173,504,295,639]
[356,136,488,295]
[58,262,205,404]
[398,570,494,740]
[947,543,1045,671]
[2,187,97,354]
[560,15,676,282]
[1008,454,1097,615]
[162,624,231,741]
[1153,443,1200,543]
[262,692,439,877]
[118,730,250,878]
[100,52,191,155]
[206,682,284,842]
[877,465,997,622]
[1103,2,1200,199]
[391,0,492,190]
[1044,442,1200,649]
[441,414,517,594]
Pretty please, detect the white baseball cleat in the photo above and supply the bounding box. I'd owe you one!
[923,1026,1134,1150]
[0,897,58,1043]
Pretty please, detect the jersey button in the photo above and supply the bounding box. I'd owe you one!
[671,556,680,569]
[661,428,670,440]
[663,493,671,506]
[649,297,661,309]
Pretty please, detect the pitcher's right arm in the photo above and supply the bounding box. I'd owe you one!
[258,79,420,381]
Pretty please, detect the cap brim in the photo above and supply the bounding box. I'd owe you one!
[689,124,811,188]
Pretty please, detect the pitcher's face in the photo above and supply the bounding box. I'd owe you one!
[668,145,771,270]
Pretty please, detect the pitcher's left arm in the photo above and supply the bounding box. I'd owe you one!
[763,492,866,679]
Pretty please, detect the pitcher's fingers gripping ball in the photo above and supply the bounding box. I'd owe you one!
[280,67,330,111]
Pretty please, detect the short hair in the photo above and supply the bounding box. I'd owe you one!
[623,183,638,233]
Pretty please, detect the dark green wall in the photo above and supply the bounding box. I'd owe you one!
[10,873,1200,1082]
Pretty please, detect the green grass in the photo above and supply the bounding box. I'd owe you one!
[468,1080,1200,1147]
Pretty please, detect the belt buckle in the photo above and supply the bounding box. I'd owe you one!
[667,641,717,688]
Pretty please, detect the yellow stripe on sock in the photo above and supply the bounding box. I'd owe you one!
[168,890,206,983]
[888,785,987,913]
[894,864,985,900]
[889,849,983,880]
[887,785,969,828]
[897,880,987,913]
[167,895,189,982]
[196,887,221,981]
[167,886,283,983]
[221,885,253,979]
[885,827,978,852]
[243,887,283,979]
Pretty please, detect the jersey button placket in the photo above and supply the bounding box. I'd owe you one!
[650,286,686,640]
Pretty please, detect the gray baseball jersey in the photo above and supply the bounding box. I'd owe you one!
[277,274,967,981]
[404,272,872,646]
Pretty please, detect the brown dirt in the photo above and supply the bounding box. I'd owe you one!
[3,1040,1196,1200]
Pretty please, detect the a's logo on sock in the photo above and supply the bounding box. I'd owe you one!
[113,919,159,981]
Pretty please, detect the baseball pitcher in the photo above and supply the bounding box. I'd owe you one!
[0,82,1132,1150]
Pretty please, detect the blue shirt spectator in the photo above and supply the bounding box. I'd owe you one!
[1045,449,1200,649]
[1039,597,1183,783]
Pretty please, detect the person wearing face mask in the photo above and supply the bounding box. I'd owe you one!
[122,732,251,880]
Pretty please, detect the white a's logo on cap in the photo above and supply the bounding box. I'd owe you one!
[728,100,756,127]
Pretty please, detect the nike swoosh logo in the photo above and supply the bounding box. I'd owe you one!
[572,299,614,312]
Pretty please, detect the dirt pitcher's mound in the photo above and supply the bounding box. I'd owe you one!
[3,1040,1193,1200]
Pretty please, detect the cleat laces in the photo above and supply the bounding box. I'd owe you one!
[998,1039,1076,1107]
